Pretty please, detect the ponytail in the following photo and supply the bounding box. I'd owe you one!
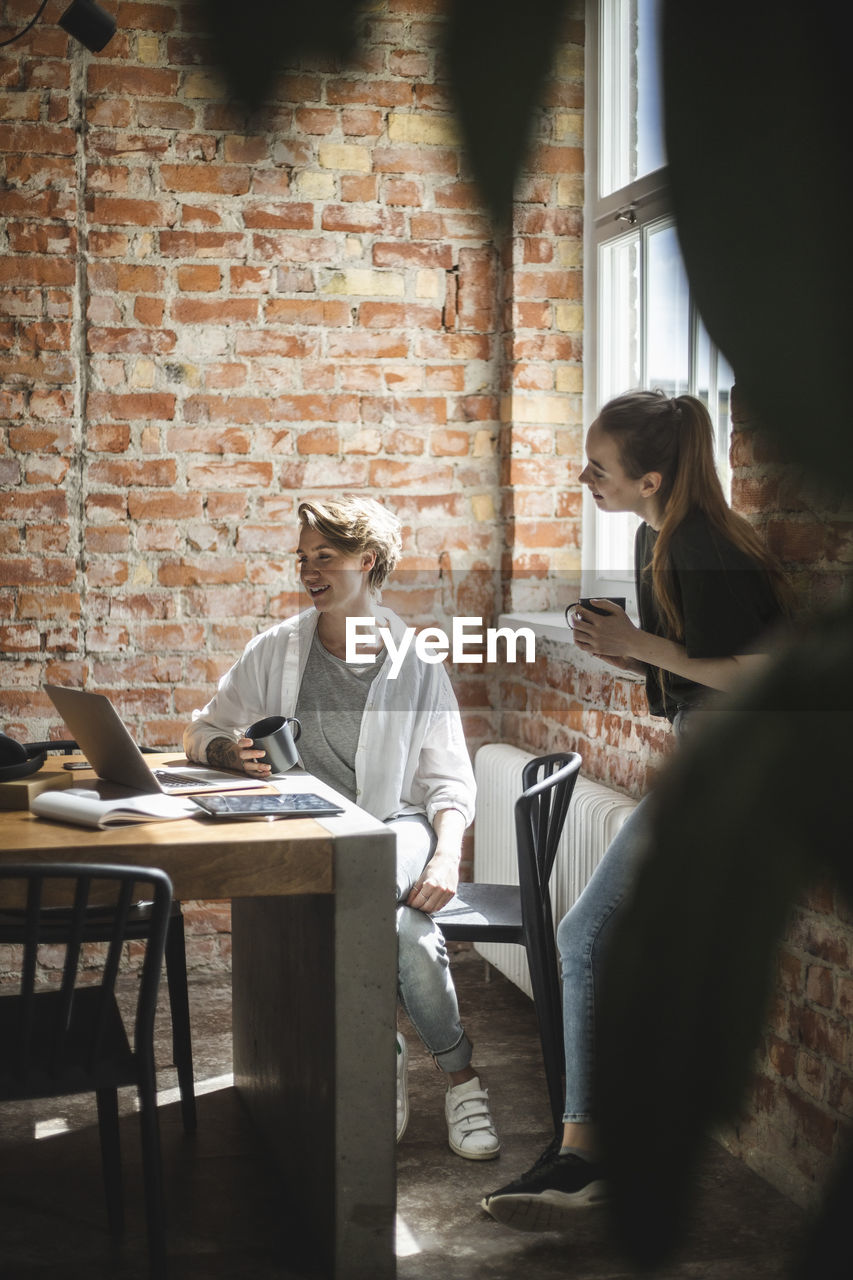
[596,389,792,640]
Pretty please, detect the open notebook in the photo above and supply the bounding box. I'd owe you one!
[30,788,198,829]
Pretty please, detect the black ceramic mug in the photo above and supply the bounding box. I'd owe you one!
[244,715,302,773]
[564,596,627,627]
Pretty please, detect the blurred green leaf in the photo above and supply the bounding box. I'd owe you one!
[200,0,368,110]
[445,0,570,228]
[662,1,849,493]
[596,602,853,1265]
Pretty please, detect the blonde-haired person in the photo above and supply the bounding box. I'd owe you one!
[185,495,499,1160]
[482,390,790,1228]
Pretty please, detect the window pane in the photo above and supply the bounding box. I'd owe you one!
[598,231,640,401]
[599,0,666,198]
[645,220,689,393]
[592,507,639,580]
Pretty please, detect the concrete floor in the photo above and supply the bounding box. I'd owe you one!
[0,949,808,1279]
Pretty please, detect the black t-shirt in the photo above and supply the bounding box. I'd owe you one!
[635,508,784,720]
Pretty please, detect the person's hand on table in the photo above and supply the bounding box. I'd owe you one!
[206,736,271,777]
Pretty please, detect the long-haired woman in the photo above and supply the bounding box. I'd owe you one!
[482,389,790,1229]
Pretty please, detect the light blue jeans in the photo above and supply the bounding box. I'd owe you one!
[391,814,473,1074]
[556,795,652,1122]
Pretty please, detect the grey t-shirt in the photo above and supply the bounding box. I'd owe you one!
[294,631,385,803]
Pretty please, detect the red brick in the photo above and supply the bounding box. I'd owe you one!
[87,392,176,421]
[87,327,176,354]
[185,461,274,489]
[265,299,351,326]
[410,211,490,240]
[294,107,338,134]
[0,257,75,286]
[416,333,492,361]
[234,332,318,358]
[325,332,408,359]
[158,559,248,587]
[430,429,469,457]
[230,266,272,292]
[359,301,442,330]
[126,492,204,520]
[1,557,76,586]
[368,460,453,488]
[243,203,314,230]
[0,122,76,156]
[276,394,359,423]
[297,428,340,455]
[340,175,378,202]
[381,177,422,207]
[341,107,384,136]
[372,241,452,269]
[176,263,220,291]
[512,270,581,301]
[17,591,81,619]
[88,196,177,227]
[321,205,401,235]
[171,298,258,324]
[135,100,195,129]
[181,395,267,425]
[88,423,131,452]
[90,459,177,490]
[165,427,250,454]
[372,145,458,176]
[87,65,178,97]
[326,79,412,107]
[159,230,246,257]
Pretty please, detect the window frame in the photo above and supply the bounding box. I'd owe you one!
[583,0,732,611]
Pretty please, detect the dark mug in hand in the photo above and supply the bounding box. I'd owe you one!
[244,715,302,774]
[565,596,627,627]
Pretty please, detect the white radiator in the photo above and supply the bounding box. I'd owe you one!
[472,743,638,997]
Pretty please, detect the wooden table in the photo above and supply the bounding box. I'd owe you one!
[0,757,397,1279]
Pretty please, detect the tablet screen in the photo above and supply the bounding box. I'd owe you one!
[190,792,344,818]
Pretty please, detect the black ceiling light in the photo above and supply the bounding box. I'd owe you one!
[58,0,116,52]
[0,0,116,52]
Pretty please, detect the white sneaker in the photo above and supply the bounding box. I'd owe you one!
[396,1032,409,1142]
[445,1076,500,1160]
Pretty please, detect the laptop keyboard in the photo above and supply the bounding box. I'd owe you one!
[153,769,200,791]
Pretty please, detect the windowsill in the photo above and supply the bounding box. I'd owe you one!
[498,611,646,681]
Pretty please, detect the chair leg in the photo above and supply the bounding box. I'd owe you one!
[525,934,566,1133]
[96,1087,125,1236]
[137,1059,168,1279]
[164,908,197,1134]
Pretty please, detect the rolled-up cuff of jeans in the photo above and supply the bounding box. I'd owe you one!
[433,1031,472,1074]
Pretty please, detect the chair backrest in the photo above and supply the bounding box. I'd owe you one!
[0,863,172,1084]
[515,753,582,917]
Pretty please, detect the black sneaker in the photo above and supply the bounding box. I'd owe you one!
[481,1137,608,1231]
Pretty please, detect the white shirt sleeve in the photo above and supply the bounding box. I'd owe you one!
[182,621,296,763]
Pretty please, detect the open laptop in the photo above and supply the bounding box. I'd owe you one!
[44,684,267,797]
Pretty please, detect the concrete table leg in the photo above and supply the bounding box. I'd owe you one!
[232,828,396,1278]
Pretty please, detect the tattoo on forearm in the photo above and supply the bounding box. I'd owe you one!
[207,737,239,772]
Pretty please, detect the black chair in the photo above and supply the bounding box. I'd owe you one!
[14,740,196,1133]
[76,896,196,1134]
[434,752,582,1130]
[0,863,173,1277]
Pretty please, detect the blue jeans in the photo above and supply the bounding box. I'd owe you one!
[392,815,473,1074]
[556,795,652,1123]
